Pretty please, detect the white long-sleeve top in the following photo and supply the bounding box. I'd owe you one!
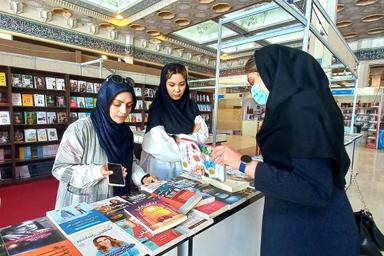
[52,117,147,209]
[140,115,208,180]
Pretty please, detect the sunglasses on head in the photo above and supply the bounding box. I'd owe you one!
[106,74,135,87]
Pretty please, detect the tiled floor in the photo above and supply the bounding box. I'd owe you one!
[224,135,384,230]
[346,147,384,230]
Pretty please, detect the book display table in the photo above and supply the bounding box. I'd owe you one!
[0,181,264,256]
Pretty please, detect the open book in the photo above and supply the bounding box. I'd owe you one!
[179,134,225,182]
[179,135,249,192]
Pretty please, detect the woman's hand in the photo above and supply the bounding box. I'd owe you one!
[143,175,159,185]
[101,165,127,178]
[101,164,113,177]
[211,145,242,170]
[193,122,201,133]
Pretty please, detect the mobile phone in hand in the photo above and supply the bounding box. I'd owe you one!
[107,162,125,187]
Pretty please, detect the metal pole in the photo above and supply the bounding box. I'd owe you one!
[100,58,103,78]
[350,64,360,133]
[302,0,313,52]
[213,19,223,146]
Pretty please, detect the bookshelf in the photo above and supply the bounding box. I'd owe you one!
[340,101,383,149]
[190,91,213,132]
[0,66,149,185]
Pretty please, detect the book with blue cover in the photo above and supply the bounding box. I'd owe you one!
[46,202,109,237]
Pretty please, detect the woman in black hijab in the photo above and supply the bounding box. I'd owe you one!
[141,63,209,179]
[212,45,359,256]
[52,75,157,209]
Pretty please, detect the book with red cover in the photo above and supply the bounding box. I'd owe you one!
[193,200,228,218]
[151,183,202,214]
[124,196,187,235]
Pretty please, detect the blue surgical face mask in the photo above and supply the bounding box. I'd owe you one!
[251,83,269,105]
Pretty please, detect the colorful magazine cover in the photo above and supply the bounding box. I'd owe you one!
[69,222,149,256]
[179,135,225,181]
[124,196,187,235]
[90,196,131,222]
[0,217,66,255]
[46,202,109,237]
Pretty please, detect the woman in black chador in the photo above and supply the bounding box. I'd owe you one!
[212,44,359,256]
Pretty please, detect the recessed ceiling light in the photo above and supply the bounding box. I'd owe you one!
[343,32,358,39]
[99,23,115,30]
[337,4,345,12]
[146,30,161,36]
[361,14,384,22]
[355,0,378,6]
[157,11,176,20]
[175,18,191,26]
[129,24,145,30]
[52,8,72,17]
[367,27,384,34]
[212,3,232,13]
[115,14,124,20]
[336,20,353,28]
[198,0,216,3]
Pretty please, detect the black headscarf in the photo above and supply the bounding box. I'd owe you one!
[90,76,137,195]
[146,63,200,134]
[255,44,350,188]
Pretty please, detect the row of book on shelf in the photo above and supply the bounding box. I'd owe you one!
[15,128,58,143]
[134,100,153,111]
[11,74,66,91]
[0,172,256,256]
[134,87,156,98]
[69,80,101,93]
[193,94,211,103]
[197,104,212,112]
[12,93,66,108]
[18,144,59,160]
[14,111,67,125]
[0,136,256,255]
[70,97,97,109]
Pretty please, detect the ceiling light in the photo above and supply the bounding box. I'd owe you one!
[337,4,345,12]
[101,55,108,60]
[343,32,358,39]
[157,11,176,20]
[361,14,384,22]
[52,8,72,17]
[146,30,161,36]
[175,18,191,26]
[99,23,115,30]
[115,14,124,20]
[336,20,353,28]
[367,27,384,34]
[129,24,145,30]
[355,0,378,6]
[212,3,231,13]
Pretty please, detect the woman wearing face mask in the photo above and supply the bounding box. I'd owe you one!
[140,63,208,179]
[52,75,157,209]
[212,45,358,256]
[245,56,269,106]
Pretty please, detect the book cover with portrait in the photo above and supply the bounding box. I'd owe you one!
[69,222,149,256]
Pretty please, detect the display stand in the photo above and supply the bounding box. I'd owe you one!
[344,133,363,189]
[211,0,359,146]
